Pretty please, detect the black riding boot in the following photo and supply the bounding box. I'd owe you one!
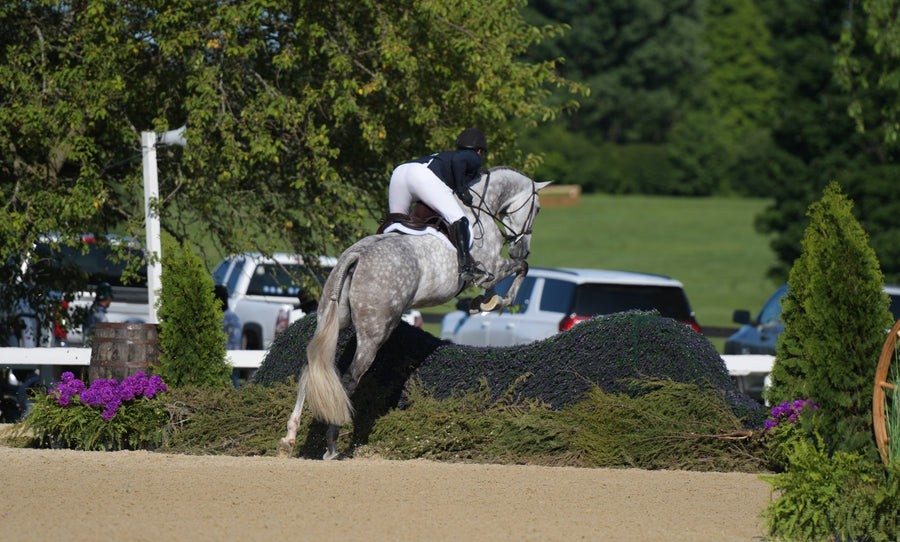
[451,217,480,283]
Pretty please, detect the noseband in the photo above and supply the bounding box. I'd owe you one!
[466,172,539,246]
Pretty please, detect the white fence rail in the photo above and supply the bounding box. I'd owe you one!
[1,348,773,373]
[2,349,774,394]
[0,347,265,369]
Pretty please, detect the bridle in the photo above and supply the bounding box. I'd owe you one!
[465,171,539,246]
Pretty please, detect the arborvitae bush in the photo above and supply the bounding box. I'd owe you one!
[256,310,764,428]
[155,239,232,388]
[767,181,894,458]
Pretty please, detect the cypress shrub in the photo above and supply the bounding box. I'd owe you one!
[767,181,894,457]
[257,310,763,427]
[155,239,232,388]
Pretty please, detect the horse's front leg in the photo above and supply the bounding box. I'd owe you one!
[470,259,528,313]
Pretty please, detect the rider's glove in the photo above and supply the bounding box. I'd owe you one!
[458,189,473,205]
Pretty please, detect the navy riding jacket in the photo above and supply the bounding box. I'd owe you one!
[407,149,482,197]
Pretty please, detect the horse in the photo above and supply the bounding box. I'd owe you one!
[277,166,550,459]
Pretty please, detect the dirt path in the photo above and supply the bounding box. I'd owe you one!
[0,443,773,541]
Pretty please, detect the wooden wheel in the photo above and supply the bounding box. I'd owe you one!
[874,319,900,465]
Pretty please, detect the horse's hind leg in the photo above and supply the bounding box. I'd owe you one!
[324,424,340,460]
[318,323,393,460]
[277,369,308,458]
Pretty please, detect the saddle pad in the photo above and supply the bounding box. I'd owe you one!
[382,223,457,252]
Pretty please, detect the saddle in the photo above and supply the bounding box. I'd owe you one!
[378,204,489,289]
[377,203,453,241]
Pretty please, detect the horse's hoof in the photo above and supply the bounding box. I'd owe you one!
[479,294,502,312]
[276,438,294,458]
[322,448,339,461]
[468,295,485,314]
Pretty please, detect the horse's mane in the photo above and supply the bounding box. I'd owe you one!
[487,165,529,178]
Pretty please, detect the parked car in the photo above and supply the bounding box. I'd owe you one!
[440,267,700,347]
[724,284,900,355]
[212,253,337,350]
[1,234,149,348]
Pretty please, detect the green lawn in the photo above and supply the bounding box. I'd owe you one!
[421,194,782,350]
[527,194,780,329]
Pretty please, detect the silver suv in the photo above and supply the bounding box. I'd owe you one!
[440,267,700,346]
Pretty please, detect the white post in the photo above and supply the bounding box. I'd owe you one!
[141,131,163,323]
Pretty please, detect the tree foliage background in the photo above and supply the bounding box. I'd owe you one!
[7,0,900,311]
[0,0,580,276]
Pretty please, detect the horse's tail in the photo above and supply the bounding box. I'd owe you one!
[303,253,357,427]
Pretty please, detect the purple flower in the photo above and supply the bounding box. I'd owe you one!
[764,399,817,432]
[45,372,168,421]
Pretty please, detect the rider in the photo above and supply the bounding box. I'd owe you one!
[388,128,488,284]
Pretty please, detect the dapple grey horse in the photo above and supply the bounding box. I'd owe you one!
[277,167,550,459]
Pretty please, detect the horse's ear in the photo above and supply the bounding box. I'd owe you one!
[534,180,553,191]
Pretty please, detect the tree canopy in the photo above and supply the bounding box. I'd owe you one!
[0,0,580,265]
[0,0,581,334]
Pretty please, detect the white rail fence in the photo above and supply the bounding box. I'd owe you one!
[2,349,774,398]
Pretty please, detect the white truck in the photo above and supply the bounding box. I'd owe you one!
[212,253,337,350]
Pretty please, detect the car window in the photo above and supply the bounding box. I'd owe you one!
[212,259,232,286]
[889,295,900,321]
[226,257,245,295]
[758,286,788,325]
[539,278,576,313]
[570,283,692,320]
[493,275,537,313]
[513,277,536,309]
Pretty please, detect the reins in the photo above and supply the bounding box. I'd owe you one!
[465,170,539,246]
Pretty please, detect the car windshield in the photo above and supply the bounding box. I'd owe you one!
[246,263,332,301]
[570,283,693,320]
[758,285,788,325]
[758,284,900,323]
[31,241,146,287]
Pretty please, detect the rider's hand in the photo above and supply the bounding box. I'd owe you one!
[459,190,473,205]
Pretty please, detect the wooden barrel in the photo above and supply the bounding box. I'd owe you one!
[89,322,159,382]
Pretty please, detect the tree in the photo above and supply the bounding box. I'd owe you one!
[835,0,900,148]
[755,0,900,282]
[0,0,579,329]
[155,238,232,388]
[523,0,706,144]
[667,0,780,196]
[767,182,893,458]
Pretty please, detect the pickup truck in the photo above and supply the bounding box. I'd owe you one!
[212,253,337,350]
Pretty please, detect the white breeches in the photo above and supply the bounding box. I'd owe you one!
[388,162,465,224]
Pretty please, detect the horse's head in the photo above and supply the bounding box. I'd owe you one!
[507,179,551,260]
[475,167,551,261]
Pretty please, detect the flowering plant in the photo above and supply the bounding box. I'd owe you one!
[25,371,170,451]
[764,399,818,432]
[52,371,167,421]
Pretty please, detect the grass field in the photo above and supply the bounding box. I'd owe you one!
[527,194,781,329]
[418,194,783,351]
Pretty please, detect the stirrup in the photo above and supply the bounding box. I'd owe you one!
[462,262,492,287]
[473,267,493,287]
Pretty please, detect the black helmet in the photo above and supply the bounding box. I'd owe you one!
[455,128,487,152]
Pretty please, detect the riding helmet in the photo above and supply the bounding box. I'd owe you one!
[455,128,487,152]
